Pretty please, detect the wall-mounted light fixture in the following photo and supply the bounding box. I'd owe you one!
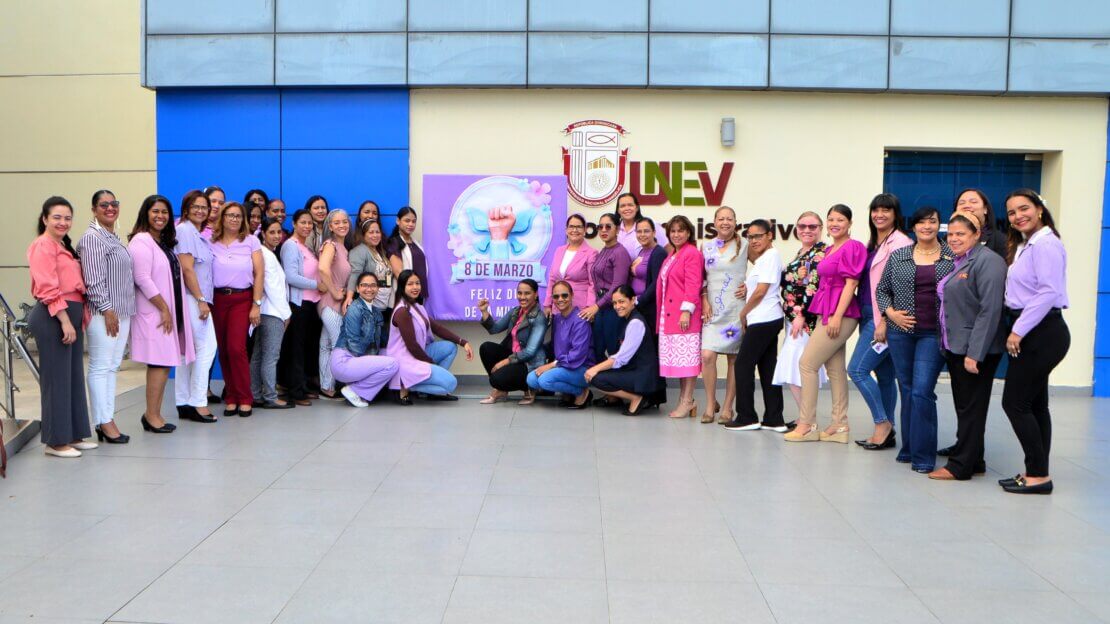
[721,117,735,147]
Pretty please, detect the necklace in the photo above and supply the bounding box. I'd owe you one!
[915,245,940,256]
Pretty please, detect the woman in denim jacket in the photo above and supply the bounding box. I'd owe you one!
[329,271,399,407]
[477,278,549,405]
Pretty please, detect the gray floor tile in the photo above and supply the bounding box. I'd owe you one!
[0,555,38,581]
[377,464,494,495]
[874,540,1054,591]
[461,530,606,579]
[354,491,486,530]
[0,480,161,517]
[496,444,598,469]
[299,440,412,465]
[604,532,754,582]
[181,520,345,569]
[761,583,941,624]
[914,588,1103,624]
[477,494,602,533]
[1067,592,1110,622]
[0,511,106,557]
[232,487,371,526]
[1000,542,1109,593]
[602,494,731,537]
[276,570,456,624]
[488,465,599,497]
[444,576,608,624]
[398,442,503,468]
[0,616,102,623]
[0,557,168,620]
[51,514,223,563]
[740,537,904,588]
[720,500,857,545]
[510,409,596,430]
[211,436,322,462]
[319,525,471,575]
[598,466,714,500]
[608,580,774,624]
[269,460,393,491]
[114,483,262,522]
[113,563,311,624]
[503,426,597,447]
[162,459,294,488]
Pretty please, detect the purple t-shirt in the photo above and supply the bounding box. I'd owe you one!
[174,221,214,301]
[914,264,938,331]
[857,249,878,311]
[211,235,261,289]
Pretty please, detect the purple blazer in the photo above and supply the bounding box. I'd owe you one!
[128,232,194,367]
[545,244,598,310]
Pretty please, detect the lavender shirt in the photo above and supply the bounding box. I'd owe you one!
[174,221,214,301]
[612,317,646,368]
[211,235,261,289]
[630,246,653,295]
[1005,227,1068,336]
[617,220,668,259]
[553,307,596,370]
[592,244,632,309]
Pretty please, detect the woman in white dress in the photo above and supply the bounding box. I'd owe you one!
[699,207,748,423]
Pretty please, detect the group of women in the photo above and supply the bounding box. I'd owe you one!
[28,189,471,459]
[27,186,1068,495]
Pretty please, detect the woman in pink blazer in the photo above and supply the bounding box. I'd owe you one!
[656,215,705,418]
[128,195,195,434]
[544,214,598,314]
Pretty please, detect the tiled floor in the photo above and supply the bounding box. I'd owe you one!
[0,383,1107,623]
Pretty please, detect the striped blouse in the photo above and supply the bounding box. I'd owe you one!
[76,220,136,316]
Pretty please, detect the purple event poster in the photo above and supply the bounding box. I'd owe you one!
[423,174,568,321]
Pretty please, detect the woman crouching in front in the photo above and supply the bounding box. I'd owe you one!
[528,280,595,409]
[329,272,399,407]
[585,285,659,415]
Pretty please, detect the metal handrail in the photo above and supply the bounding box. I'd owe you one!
[0,290,40,421]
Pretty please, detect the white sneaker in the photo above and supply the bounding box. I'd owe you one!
[44,447,81,458]
[723,422,762,431]
[762,424,789,433]
[340,386,368,408]
[71,441,99,450]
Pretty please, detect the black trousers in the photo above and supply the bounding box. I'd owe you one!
[734,319,784,426]
[944,351,1002,479]
[278,300,319,399]
[1001,312,1070,477]
[479,341,530,392]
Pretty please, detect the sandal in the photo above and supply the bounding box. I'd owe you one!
[700,400,718,424]
[518,392,536,406]
[717,411,734,424]
[479,393,507,405]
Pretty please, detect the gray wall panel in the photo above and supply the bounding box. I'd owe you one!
[409,33,526,84]
[147,0,274,34]
[890,37,1008,92]
[276,0,406,32]
[147,35,274,86]
[1012,0,1110,38]
[529,0,648,31]
[1010,39,1110,92]
[890,0,1010,37]
[650,34,768,87]
[650,0,769,33]
[772,0,888,35]
[276,34,406,85]
[528,33,648,85]
[410,0,526,31]
[771,35,888,89]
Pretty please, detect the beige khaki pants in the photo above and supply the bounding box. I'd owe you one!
[798,318,859,426]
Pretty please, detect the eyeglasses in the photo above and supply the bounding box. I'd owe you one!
[598,223,614,230]
[358,282,377,288]
[566,225,584,230]
[224,214,243,220]
[190,204,209,211]
[747,232,768,240]
[552,293,571,300]
[795,224,820,231]
[97,201,120,209]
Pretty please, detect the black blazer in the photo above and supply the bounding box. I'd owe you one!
[980,225,1008,259]
[875,243,955,334]
[635,245,668,328]
[939,247,1008,361]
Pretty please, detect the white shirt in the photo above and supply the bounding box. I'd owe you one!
[259,246,292,321]
[745,248,785,325]
[559,249,577,277]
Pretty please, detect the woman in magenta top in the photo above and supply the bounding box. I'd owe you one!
[544,214,597,313]
[209,201,264,417]
[787,204,867,443]
[656,215,705,418]
[317,209,353,399]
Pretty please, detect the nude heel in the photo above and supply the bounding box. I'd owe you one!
[819,426,850,444]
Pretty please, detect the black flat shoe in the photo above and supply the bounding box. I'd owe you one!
[973,461,987,475]
[238,409,252,418]
[176,405,195,420]
[207,393,221,404]
[1002,476,1053,494]
[425,393,459,402]
[913,466,933,474]
[251,400,266,408]
[261,401,294,410]
[223,407,239,417]
[622,396,649,416]
[895,456,911,464]
[393,391,413,406]
[998,473,1023,487]
[937,443,956,456]
[593,396,619,407]
[95,426,130,444]
[140,415,175,433]
[859,430,897,451]
[180,406,217,423]
[566,390,593,410]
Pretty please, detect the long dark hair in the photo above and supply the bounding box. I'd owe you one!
[38,196,79,259]
[357,218,389,259]
[244,188,270,208]
[258,216,284,249]
[91,189,114,208]
[1004,188,1060,265]
[953,188,995,232]
[129,194,178,248]
[395,269,425,306]
[388,206,418,252]
[303,195,329,221]
[178,189,208,225]
[616,192,643,222]
[867,193,905,251]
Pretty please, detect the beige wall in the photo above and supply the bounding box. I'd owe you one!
[411,89,1107,387]
[0,0,155,309]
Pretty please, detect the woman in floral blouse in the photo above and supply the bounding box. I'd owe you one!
[773,211,829,411]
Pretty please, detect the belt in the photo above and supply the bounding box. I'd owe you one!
[214,287,250,295]
[1006,307,1062,318]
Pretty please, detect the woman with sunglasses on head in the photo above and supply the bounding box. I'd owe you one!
[77,190,136,442]
[172,190,218,423]
[699,206,748,424]
[997,189,1069,495]
[317,209,353,400]
[656,215,705,418]
[477,279,548,405]
[29,196,95,457]
[345,219,394,345]
[586,285,659,415]
[615,192,667,259]
[250,217,293,410]
[330,273,399,407]
[582,212,632,366]
[928,212,1007,482]
[278,208,326,405]
[847,193,911,447]
[544,214,597,315]
[529,280,595,408]
[128,195,194,433]
[387,207,430,301]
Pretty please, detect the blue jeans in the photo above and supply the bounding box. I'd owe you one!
[410,340,459,395]
[887,330,945,470]
[527,366,588,396]
[847,308,897,425]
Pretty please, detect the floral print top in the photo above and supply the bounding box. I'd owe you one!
[780,241,827,333]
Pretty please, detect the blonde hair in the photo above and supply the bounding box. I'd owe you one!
[796,210,824,226]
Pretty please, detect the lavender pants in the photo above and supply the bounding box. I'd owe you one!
[329,349,399,402]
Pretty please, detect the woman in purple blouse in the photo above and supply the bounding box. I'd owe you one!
[582,212,631,364]
[998,189,1069,495]
[527,280,596,409]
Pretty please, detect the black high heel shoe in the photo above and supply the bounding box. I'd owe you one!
[622,396,650,416]
[223,406,239,417]
[140,415,175,433]
[392,391,413,406]
[859,429,897,451]
[566,390,593,410]
[95,426,130,444]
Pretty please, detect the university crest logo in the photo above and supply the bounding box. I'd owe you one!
[562,120,628,207]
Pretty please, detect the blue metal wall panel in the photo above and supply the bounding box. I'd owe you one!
[1097,102,1110,395]
[280,89,409,150]
[156,150,282,217]
[280,150,409,217]
[156,89,281,151]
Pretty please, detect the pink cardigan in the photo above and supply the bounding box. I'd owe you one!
[868,230,913,321]
[128,232,195,367]
[656,243,705,335]
[545,244,598,309]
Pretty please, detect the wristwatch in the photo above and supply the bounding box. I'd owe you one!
[197,296,207,304]
[254,299,263,306]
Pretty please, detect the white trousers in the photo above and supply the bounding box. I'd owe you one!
[175,296,218,407]
[85,314,131,425]
[319,305,343,392]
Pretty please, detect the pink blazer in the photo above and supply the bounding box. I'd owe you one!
[545,244,598,310]
[656,243,705,335]
[868,230,913,321]
[128,232,195,367]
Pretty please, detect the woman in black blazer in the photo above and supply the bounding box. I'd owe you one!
[930,213,1008,480]
[631,217,668,405]
[954,188,1007,258]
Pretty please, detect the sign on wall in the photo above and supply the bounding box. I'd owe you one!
[424,174,568,321]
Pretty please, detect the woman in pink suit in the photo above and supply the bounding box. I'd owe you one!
[544,214,597,314]
[656,215,705,418]
[128,194,195,433]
